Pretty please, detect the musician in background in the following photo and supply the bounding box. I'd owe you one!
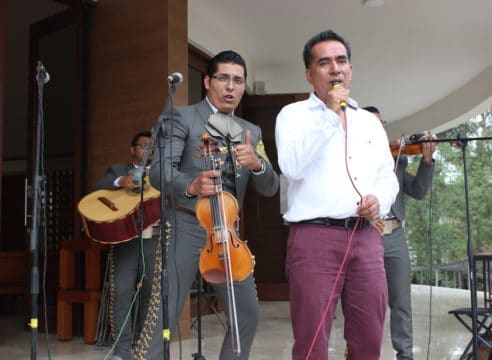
[96,131,164,360]
[149,50,279,359]
[364,106,436,360]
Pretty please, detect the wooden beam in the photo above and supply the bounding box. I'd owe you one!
[51,0,90,6]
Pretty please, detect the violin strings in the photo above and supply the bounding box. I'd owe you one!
[201,136,241,355]
[211,146,241,354]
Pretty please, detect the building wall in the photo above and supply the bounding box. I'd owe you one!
[86,0,188,190]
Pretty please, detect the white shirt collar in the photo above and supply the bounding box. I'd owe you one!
[205,96,235,115]
[309,92,359,110]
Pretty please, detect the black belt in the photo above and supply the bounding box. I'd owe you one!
[296,217,370,230]
[165,202,196,216]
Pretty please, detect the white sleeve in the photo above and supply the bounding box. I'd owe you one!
[275,105,339,181]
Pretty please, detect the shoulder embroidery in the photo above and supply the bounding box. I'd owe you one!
[255,140,270,163]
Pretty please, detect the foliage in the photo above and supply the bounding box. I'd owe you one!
[404,112,492,274]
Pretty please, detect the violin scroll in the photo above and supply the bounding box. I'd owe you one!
[195,133,220,159]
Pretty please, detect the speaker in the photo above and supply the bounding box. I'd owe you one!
[254,81,265,95]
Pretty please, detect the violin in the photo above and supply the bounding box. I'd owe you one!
[390,141,423,157]
[195,132,254,356]
[195,133,254,284]
[389,132,432,157]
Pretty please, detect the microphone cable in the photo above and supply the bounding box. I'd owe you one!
[425,177,435,360]
[41,183,52,360]
[162,80,183,359]
[305,108,365,359]
[103,189,148,360]
[39,85,53,360]
[167,82,186,360]
[32,61,53,360]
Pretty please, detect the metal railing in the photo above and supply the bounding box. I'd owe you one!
[412,260,470,289]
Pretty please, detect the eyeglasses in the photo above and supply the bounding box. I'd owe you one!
[135,142,150,149]
[211,74,245,86]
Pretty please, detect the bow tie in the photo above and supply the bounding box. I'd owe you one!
[205,112,243,143]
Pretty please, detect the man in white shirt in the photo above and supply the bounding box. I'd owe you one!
[275,30,398,360]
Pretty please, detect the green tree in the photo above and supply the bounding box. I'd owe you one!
[404,112,492,285]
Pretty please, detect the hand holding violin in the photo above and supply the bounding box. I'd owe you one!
[187,170,220,197]
[390,132,437,159]
[235,130,262,171]
[419,133,437,164]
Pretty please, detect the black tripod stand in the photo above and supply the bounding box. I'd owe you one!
[192,274,207,360]
[430,134,492,359]
[28,61,50,360]
[454,135,492,359]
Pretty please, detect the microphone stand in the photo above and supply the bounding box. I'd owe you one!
[29,61,50,360]
[135,79,179,360]
[420,134,492,359]
[192,274,207,360]
[454,135,492,360]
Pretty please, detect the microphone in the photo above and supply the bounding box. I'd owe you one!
[331,80,347,110]
[132,151,154,187]
[167,72,183,85]
[132,166,145,187]
[133,166,145,189]
[36,61,50,84]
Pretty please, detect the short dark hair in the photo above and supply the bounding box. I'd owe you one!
[303,30,352,69]
[362,106,380,114]
[207,50,247,79]
[131,131,151,146]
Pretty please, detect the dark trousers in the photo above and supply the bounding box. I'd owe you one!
[110,235,164,360]
[384,227,413,359]
[167,210,259,360]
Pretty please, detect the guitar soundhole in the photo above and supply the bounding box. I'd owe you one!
[97,196,118,211]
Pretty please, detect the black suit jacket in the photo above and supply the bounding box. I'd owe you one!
[391,156,434,221]
[95,163,134,190]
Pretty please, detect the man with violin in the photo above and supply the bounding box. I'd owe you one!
[364,106,437,360]
[149,50,279,359]
[276,30,399,360]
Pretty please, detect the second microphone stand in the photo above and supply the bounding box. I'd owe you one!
[421,134,492,359]
[192,274,207,360]
[133,80,179,360]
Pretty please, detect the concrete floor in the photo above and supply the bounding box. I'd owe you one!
[0,285,481,359]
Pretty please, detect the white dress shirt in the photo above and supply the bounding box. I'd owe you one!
[275,93,398,222]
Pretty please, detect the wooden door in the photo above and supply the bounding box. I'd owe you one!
[26,5,87,333]
[241,93,308,300]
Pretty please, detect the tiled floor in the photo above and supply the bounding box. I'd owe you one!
[0,285,480,359]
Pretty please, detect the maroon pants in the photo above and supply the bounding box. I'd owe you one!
[286,223,388,360]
